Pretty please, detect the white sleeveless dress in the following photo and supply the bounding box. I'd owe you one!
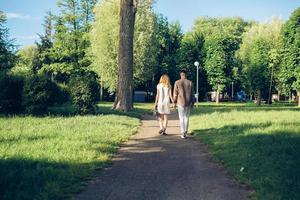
[157,83,171,114]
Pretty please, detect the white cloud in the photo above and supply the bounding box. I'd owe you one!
[15,35,39,40]
[6,12,31,19]
[5,12,40,20]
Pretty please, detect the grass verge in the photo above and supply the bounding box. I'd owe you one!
[0,102,150,200]
[190,103,300,200]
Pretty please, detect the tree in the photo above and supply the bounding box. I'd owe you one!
[35,11,53,73]
[266,18,283,104]
[113,0,138,111]
[178,32,207,100]
[204,32,228,104]
[280,7,300,107]
[10,45,39,76]
[89,0,119,93]
[238,19,282,105]
[189,17,249,103]
[155,15,183,85]
[133,0,158,87]
[90,0,158,94]
[41,0,97,81]
[0,11,16,72]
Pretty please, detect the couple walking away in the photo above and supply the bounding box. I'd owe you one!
[154,70,195,139]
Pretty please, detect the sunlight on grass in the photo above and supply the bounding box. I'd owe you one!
[0,103,151,200]
[190,103,300,200]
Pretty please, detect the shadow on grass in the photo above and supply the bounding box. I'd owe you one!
[0,135,56,144]
[0,102,152,119]
[191,104,299,116]
[0,139,123,200]
[192,122,300,200]
[0,157,104,200]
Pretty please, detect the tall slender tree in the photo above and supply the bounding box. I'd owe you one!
[190,17,249,103]
[280,7,300,107]
[238,19,282,105]
[35,11,53,73]
[40,0,97,79]
[113,0,138,111]
[0,11,16,72]
[90,0,157,95]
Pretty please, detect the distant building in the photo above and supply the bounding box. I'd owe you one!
[134,91,147,102]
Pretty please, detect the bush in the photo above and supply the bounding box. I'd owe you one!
[68,75,99,114]
[49,83,70,106]
[22,75,58,114]
[0,72,23,113]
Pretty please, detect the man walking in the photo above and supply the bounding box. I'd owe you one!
[173,69,195,139]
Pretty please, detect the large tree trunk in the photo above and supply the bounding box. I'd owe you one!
[267,65,274,104]
[256,90,262,106]
[216,90,220,104]
[113,0,137,111]
[297,91,300,107]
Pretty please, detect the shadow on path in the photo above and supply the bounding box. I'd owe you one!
[74,113,251,200]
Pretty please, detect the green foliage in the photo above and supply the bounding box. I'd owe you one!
[0,11,16,71]
[90,0,159,92]
[189,17,249,94]
[10,45,39,76]
[134,0,159,86]
[238,18,283,99]
[68,74,99,114]
[50,82,70,105]
[204,33,228,92]
[89,0,120,92]
[0,72,23,113]
[178,32,208,100]
[34,11,54,73]
[22,75,58,114]
[155,15,183,84]
[280,7,300,94]
[39,0,97,82]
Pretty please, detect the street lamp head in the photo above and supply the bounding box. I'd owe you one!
[194,61,199,67]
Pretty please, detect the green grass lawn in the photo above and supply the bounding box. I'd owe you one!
[0,102,150,200]
[190,103,300,200]
[1,101,299,200]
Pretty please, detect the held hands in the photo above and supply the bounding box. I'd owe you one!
[171,103,176,109]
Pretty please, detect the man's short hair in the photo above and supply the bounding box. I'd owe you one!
[180,69,187,74]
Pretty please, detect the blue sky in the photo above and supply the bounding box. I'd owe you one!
[1,0,299,47]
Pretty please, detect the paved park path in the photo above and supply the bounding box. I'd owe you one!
[74,112,250,200]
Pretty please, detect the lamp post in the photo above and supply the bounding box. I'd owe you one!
[194,61,200,106]
[231,81,234,101]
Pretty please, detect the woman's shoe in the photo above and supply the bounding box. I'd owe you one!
[158,129,164,134]
[162,128,167,135]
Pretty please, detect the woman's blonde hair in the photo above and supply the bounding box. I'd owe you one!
[159,74,171,88]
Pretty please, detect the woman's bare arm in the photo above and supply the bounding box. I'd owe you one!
[155,88,159,107]
[169,87,174,103]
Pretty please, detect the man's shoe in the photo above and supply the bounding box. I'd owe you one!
[180,134,186,139]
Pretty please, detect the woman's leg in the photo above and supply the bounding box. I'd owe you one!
[158,114,164,130]
[163,114,168,130]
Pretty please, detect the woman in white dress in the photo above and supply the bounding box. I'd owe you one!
[154,74,174,135]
